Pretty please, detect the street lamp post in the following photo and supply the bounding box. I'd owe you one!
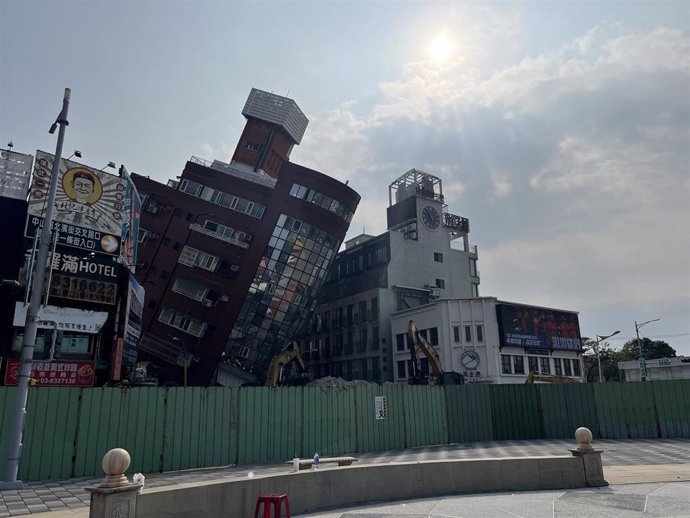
[594,330,620,383]
[1,88,72,489]
[635,318,660,381]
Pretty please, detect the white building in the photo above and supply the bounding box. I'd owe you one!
[618,356,690,382]
[302,169,479,382]
[390,298,584,384]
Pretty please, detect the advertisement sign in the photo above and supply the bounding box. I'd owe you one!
[13,303,108,334]
[4,359,95,387]
[496,303,582,351]
[119,165,141,272]
[0,149,33,200]
[121,274,145,379]
[374,396,388,420]
[26,151,125,254]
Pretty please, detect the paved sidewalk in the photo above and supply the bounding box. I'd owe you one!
[1,438,689,517]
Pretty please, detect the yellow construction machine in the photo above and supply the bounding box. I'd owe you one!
[525,372,578,384]
[264,341,308,387]
[407,320,464,386]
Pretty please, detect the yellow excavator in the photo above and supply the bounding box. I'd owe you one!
[408,320,464,386]
[264,341,308,387]
[525,372,578,384]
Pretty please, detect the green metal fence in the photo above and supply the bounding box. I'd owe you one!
[0,380,688,482]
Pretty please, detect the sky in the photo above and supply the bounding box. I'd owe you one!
[1,0,689,355]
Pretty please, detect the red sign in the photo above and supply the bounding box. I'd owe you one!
[4,359,96,387]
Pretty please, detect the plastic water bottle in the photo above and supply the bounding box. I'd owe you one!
[313,453,320,470]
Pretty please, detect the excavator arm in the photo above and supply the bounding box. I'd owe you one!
[525,371,578,384]
[264,341,306,387]
[407,320,445,385]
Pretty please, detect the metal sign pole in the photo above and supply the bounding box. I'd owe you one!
[1,88,71,488]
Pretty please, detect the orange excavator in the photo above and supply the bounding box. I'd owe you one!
[525,372,578,384]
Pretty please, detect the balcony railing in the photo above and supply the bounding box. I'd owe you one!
[189,156,277,188]
[189,223,249,249]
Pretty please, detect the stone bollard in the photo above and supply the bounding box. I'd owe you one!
[85,448,143,518]
[570,427,608,487]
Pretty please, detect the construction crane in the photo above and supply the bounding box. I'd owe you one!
[264,341,307,387]
[525,372,579,384]
[407,320,464,386]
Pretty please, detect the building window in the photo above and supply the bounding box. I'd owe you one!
[476,325,483,342]
[464,325,472,342]
[172,277,208,302]
[540,357,551,375]
[347,305,353,326]
[246,141,262,151]
[371,297,379,321]
[397,361,406,379]
[429,327,439,346]
[158,307,207,337]
[501,354,512,374]
[179,179,203,197]
[471,284,479,297]
[435,279,445,289]
[554,358,563,376]
[469,259,477,276]
[396,333,406,352]
[528,356,539,374]
[513,356,525,374]
[371,326,379,350]
[358,301,367,322]
[178,246,219,272]
[573,359,582,377]
[346,332,353,355]
[453,326,460,343]
[289,183,354,223]
[434,252,443,262]
[563,358,573,376]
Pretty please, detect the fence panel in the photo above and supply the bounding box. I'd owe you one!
[445,384,494,443]
[653,380,690,438]
[403,385,447,448]
[236,387,277,464]
[20,388,81,480]
[491,384,544,440]
[354,384,406,453]
[302,387,356,458]
[593,382,658,438]
[538,384,598,439]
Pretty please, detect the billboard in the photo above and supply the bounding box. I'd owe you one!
[0,149,33,200]
[22,246,120,305]
[121,273,145,380]
[496,303,582,351]
[4,359,95,387]
[119,165,141,272]
[26,151,126,255]
[13,302,109,334]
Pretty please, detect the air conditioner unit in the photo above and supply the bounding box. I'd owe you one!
[201,299,215,307]
[220,295,229,302]
[429,287,441,299]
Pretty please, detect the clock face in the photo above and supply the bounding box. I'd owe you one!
[461,350,481,370]
[421,205,441,230]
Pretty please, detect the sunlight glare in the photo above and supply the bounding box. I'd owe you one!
[429,33,453,62]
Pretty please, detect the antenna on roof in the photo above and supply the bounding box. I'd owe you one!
[286,89,290,97]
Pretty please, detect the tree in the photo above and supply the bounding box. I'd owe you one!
[619,338,676,361]
[582,337,624,383]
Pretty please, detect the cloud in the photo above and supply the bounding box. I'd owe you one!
[295,17,689,347]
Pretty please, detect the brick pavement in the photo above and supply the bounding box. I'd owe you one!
[1,438,689,517]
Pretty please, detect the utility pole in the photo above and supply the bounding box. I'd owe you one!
[1,88,71,488]
[635,318,660,382]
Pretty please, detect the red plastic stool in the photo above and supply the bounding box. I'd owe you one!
[254,493,291,518]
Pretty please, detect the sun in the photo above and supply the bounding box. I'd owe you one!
[429,33,453,62]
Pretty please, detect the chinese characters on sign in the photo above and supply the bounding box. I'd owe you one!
[26,151,125,255]
[496,303,582,351]
[4,359,95,387]
[375,396,388,420]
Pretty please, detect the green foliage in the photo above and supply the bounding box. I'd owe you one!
[620,338,676,360]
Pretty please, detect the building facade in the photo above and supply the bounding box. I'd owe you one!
[618,356,690,382]
[301,169,479,382]
[133,89,360,386]
[390,298,584,385]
